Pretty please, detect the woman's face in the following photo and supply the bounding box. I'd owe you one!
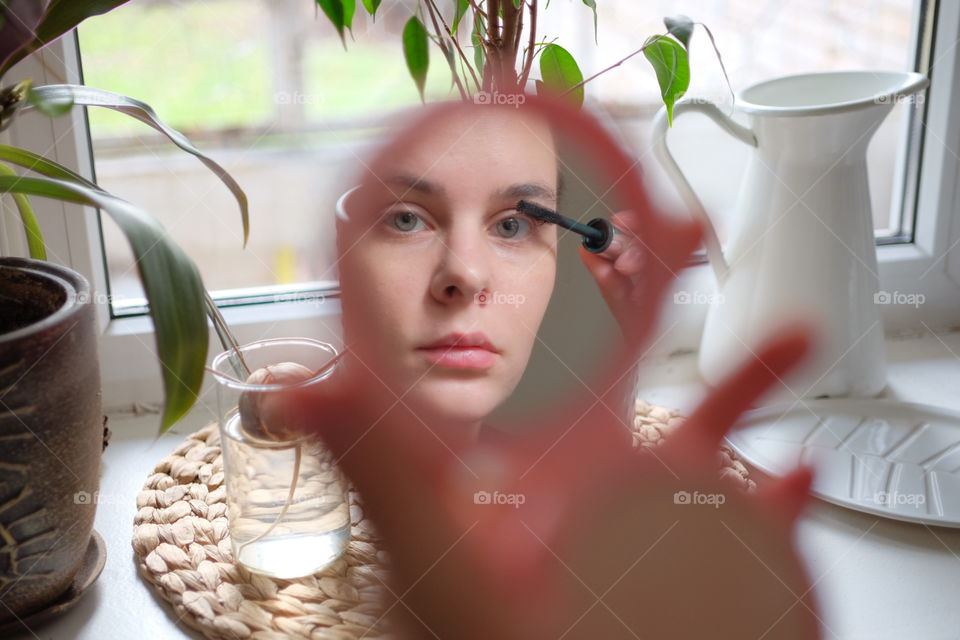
[337,105,559,426]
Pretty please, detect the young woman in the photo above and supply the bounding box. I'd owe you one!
[334,104,562,445]
[267,96,821,639]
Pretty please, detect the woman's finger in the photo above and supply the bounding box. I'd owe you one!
[663,323,814,462]
[578,244,633,315]
[608,211,645,275]
[754,464,816,527]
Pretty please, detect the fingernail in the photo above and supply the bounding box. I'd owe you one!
[606,235,627,256]
[615,247,644,274]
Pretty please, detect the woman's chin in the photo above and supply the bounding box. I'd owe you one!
[407,378,502,425]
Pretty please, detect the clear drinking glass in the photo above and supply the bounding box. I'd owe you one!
[210,338,350,578]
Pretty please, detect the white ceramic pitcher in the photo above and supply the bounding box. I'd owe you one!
[652,71,929,399]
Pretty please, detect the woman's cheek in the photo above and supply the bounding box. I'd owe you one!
[518,257,556,311]
[361,258,426,332]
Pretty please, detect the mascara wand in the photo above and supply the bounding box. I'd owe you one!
[516,200,627,261]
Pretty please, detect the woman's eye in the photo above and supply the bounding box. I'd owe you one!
[494,216,533,239]
[383,207,427,233]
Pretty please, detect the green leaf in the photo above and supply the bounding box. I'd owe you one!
[402,15,429,103]
[582,0,598,44]
[642,35,690,126]
[539,44,584,108]
[0,163,45,260]
[0,146,246,430]
[316,0,346,46]
[361,0,381,16]
[26,85,72,117]
[26,85,250,247]
[664,15,694,49]
[0,144,96,187]
[452,0,469,34]
[1,0,133,78]
[342,0,356,33]
[0,174,208,433]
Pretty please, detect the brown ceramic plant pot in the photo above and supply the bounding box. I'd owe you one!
[0,257,102,622]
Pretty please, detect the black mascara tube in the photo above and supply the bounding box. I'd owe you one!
[516,200,628,261]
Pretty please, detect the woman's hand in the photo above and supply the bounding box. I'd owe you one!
[278,219,823,638]
[278,96,822,639]
[578,210,670,340]
[284,324,821,640]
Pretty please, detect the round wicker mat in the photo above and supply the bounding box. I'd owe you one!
[132,400,754,640]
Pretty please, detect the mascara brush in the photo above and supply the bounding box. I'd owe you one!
[516,200,628,261]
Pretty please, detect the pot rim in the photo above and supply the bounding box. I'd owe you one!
[0,257,90,344]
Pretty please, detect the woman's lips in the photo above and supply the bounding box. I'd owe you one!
[418,346,498,370]
[417,331,499,370]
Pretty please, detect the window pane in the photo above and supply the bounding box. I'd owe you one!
[80,0,923,314]
[78,0,460,314]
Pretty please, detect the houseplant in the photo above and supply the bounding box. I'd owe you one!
[0,0,251,623]
[316,0,729,122]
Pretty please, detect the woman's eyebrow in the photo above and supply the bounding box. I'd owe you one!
[497,183,557,202]
[385,173,445,196]
[382,175,556,203]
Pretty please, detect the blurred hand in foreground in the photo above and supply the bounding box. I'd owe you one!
[262,96,823,640]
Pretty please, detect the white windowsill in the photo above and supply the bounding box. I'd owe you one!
[9,331,960,639]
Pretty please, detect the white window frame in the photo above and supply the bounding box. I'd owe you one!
[2,2,959,409]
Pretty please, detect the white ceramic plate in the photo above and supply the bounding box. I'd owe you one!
[725,398,960,527]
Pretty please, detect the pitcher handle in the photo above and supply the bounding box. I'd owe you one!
[651,98,757,283]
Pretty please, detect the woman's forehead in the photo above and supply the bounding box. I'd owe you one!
[372,108,558,197]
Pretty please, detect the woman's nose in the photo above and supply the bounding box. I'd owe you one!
[429,231,490,305]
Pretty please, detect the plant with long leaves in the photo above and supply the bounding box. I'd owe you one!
[0,0,249,433]
[316,1,730,122]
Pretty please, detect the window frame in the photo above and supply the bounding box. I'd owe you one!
[2,1,958,409]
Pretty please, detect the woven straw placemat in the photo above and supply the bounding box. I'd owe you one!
[132,400,754,640]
